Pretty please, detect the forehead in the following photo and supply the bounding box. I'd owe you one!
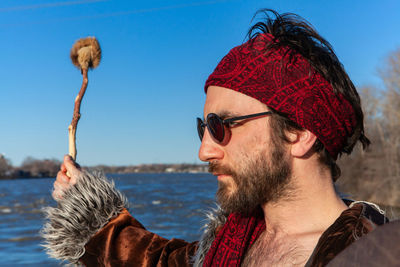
[204,86,268,116]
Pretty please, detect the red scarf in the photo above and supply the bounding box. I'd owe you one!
[203,208,266,266]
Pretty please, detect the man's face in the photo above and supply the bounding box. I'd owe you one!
[199,86,293,214]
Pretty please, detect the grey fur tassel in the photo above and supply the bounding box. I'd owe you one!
[192,205,227,267]
[41,171,128,264]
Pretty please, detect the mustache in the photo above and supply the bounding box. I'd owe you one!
[208,162,235,176]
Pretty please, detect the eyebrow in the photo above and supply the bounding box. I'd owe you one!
[213,110,241,119]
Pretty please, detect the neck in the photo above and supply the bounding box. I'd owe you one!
[261,155,347,236]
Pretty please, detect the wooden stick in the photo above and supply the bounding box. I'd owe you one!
[68,37,101,161]
[68,68,88,160]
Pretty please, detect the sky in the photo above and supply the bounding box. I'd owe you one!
[0,0,399,166]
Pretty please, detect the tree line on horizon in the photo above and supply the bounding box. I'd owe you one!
[0,155,208,179]
[0,156,61,179]
[337,47,400,209]
[1,48,399,209]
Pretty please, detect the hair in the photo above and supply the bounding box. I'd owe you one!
[269,109,342,181]
[246,9,370,181]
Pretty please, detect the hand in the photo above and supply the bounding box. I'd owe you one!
[52,155,82,201]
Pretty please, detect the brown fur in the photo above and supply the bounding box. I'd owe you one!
[70,37,101,70]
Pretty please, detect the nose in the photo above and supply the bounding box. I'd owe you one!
[198,127,224,162]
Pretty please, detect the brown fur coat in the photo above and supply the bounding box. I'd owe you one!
[41,172,388,266]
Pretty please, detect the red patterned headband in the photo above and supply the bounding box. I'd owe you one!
[205,33,356,159]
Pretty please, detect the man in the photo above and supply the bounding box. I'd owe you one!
[42,9,387,266]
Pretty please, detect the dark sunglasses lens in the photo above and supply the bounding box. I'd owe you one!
[197,118,205,141]
[208,114,224,142]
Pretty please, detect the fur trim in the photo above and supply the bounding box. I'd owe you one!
[192,205,227,267]
[41,171,128,265]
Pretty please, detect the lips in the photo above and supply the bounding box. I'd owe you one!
[212,173,223,179]
[209,162,235,181]
[216,174,231,181]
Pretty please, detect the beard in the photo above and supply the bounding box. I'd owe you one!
[209,141,292,215]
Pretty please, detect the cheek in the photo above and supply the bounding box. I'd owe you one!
[232,131,269,157]
[223,121,270,166]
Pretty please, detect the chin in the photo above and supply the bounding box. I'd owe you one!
[218,180,236,196]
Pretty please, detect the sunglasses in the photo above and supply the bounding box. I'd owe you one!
[197,111,273,143]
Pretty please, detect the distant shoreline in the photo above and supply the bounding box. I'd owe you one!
[0,163,209,180]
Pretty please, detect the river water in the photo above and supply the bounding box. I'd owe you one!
[0,173,217,266]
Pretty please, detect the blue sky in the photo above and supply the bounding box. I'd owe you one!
[0,0,399,166]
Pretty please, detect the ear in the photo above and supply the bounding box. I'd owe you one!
[289,130,317,157]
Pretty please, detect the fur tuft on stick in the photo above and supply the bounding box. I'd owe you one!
[68,37,102,160]
[70,37,101,70]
